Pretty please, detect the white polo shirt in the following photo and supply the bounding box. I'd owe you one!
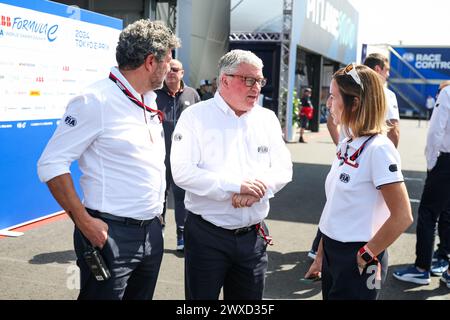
[37,67,166,220]
[319,134,403,242]
[385,87,400,122]
[425,85,450,170]
[170,92,293,230]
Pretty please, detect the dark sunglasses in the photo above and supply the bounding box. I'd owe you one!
[170,67,182,73]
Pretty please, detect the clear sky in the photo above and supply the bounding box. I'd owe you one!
[349,0,450,46]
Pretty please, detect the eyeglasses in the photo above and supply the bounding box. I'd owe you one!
[169,67,182,73]
[344,63,364,91]
[226,74,267,88]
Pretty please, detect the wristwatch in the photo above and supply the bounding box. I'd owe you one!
[358,245,375,264]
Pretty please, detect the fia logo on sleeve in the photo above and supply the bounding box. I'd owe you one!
[64,115,77,127]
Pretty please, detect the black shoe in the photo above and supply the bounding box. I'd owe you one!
[299,136,306,143]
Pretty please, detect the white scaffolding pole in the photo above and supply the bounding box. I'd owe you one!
[278,0,295,142]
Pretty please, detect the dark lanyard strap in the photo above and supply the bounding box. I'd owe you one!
[349,134,376,161]
[337,134,376,168]
[109,72,164,123]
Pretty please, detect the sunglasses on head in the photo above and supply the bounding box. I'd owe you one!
[344,63,364,91]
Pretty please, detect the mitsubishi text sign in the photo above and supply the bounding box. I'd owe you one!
[0,0,122,230]
[293,0,359,64]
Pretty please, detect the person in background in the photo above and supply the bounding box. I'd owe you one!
[364,53,400,148]
[198,79,214,100]
[426,95,436,120]
[37,20,180,300]
[393,81,450,288]
[305,63,413,300]
[298,87,314,143]
[170,49,292,300]
[155,59,201,251]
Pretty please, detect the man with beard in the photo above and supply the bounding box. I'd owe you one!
[37,20,180,300]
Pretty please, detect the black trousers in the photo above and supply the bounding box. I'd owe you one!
[184,212,268,300]
[74,210,164,300]
[415,153,450,269]
[321,233,388,300]
[311,228,322,252]
[162,159,187,237]
[435,207,450,260]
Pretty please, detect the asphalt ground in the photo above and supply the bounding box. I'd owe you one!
[0,119,449,300]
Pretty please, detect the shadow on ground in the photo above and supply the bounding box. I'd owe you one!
[265,257,449,300]
[164,248,185,258]
[380,263,449,300]
[29,250,76,264]
[264,250,321,299]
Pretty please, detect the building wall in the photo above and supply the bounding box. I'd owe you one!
[230,0,283,33]
[178,0,230,89]
[53,0,230,90]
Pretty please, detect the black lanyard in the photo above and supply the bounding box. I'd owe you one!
[109,72,164,123]
[337,134,376,168]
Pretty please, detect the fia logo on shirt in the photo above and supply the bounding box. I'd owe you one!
[339,173,350,183]
[173,133,183,141]
[258,146,269,153]
[64,115,77,127]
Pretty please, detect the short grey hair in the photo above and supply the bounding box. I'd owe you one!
[116,19,180,70]
[218,49,264,80]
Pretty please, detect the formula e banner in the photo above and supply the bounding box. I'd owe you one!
[0,0,122,230]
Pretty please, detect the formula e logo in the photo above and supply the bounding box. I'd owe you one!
[402,52,415,62]
[1,16,12,27]
[64,115,77,127]
[339,173,350,183]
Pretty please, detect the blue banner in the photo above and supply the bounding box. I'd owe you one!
[389,46,450,116]
[0,120,83,229]
[0,0,121,230]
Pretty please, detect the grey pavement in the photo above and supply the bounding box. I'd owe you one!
[0,119,449,300]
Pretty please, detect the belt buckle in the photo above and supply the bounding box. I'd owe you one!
[234,226,249,235]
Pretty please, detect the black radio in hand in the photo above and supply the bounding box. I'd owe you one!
[83,246,111,281]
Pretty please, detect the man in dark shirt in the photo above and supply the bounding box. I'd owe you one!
[156,59,201,251]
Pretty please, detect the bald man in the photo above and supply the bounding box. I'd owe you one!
[155,59,200,251]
